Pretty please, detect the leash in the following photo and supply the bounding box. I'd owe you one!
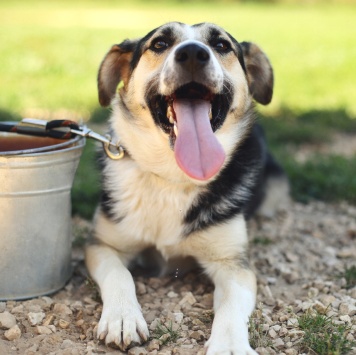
[0,118,125,160]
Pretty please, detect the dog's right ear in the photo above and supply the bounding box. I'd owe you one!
[98,40,138,107]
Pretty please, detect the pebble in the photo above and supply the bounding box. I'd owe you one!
[4,324,21,340]
[339,302,356,316]
[53,303,72,316]
[273,337,285,349]
[0,311,17,329]
[28,311,45,326]
[36,325,53,335]
[0,302,6,312]
[128,347,148,355]
[178,292,196,306]
[189,330,205,341]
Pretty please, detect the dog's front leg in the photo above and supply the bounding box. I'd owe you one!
[86,244,149,350]
[189,219,257,355]
[205,266,257,355]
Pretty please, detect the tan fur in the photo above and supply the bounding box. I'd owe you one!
[86,22,275,354]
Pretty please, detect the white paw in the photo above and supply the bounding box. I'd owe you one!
[205,328,257,355]
[205,338,258,355]
[97,300,149,350]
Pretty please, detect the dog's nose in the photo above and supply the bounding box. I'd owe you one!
[175,43,210,67]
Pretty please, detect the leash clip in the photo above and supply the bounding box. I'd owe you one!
[103,135,125,160]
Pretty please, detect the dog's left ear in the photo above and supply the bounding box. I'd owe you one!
[98,40,138,107]
[241,42,274,105]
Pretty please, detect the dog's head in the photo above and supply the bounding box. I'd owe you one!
[98,22,273,182]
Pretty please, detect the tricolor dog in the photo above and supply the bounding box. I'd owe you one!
[85,22,288,354]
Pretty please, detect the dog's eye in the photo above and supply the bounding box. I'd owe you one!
[150,39,170,52]
[213,40,232,53]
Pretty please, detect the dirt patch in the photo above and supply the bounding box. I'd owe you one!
[0,199,355,354]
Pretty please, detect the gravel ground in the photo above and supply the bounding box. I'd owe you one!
[0,199,355,355]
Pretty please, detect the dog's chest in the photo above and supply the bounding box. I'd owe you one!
[108,160,199,246]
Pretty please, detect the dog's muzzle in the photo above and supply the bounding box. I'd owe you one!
[147,41,234,181]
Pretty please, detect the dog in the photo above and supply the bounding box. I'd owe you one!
[85,22,288,354]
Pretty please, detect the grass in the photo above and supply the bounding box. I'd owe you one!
[298,311,355,355]
[261,108,356,204]
[1,0,356,218]
[152,321,181,344]
[338,265,356,290]
[1,1,356,116]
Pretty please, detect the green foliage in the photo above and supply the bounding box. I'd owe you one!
[298,311,355,354]
[71,139,100,219]
[261,109,356,204]
[341,265,356,289]
[284,155,356,204]
[152,321,180,344]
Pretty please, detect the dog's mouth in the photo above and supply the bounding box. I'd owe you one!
[148,82,232,181]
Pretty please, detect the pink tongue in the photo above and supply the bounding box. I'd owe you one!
[173,99,225,181]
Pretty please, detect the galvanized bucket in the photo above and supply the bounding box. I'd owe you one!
[0,129,85,300]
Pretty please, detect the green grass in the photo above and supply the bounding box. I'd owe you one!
[1,1,356,117]
[298,311,355,355]
[1,0,356,218]
[261,109,356,204]
[339,265,356,290]
[152,321,181,344]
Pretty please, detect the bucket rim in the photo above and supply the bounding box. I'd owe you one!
[0,124,84,156]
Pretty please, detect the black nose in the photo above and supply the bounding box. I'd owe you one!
[175,43,210,67]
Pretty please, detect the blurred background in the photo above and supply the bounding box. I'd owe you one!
[1,0,355,219]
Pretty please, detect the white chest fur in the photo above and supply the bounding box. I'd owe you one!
[103,158,201,248]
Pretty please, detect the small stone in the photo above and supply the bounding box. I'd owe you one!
[320,294,336,307]
[136,282,147,295]
[28,312,45,326]
[147,339,160,351]
[337,247,356,258]
[4,324,21,340]
[285,252,298,262]
[313,300,327,314]
[287,318,298,327]
[159,333,170,343]
[288,330,304,339]
[128,347,148,355]
[0,302,6,312]
[279,326,288,337]
[285,349,298,355]
[167,291,178,298]
[43,314,55,326]
[11,305,24,314]
[272,324,281,332]
[53,303,72,316]
[179,292,197,306]
[268,328,277,339]
[339,302,356,316]
[59,319,70,329]
[61,339,74,349]
[255,348,270,355]
[0,311,17,329]
[36,325,53,335]
[273,337,284,349]
[340,315,351,323]
[173,312,184,324]
[189,330,205,341]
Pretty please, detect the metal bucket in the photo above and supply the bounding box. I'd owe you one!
[0,128,85,300]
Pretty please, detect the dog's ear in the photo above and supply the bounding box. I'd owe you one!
[240,42,274,105]
[98,40,138,107]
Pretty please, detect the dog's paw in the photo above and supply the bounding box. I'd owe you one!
[205,336,257,355]
[96,301,149,351]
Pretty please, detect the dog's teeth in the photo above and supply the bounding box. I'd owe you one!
[167,106,175,124]
[209,106,212,120]
[174,123,178,136]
